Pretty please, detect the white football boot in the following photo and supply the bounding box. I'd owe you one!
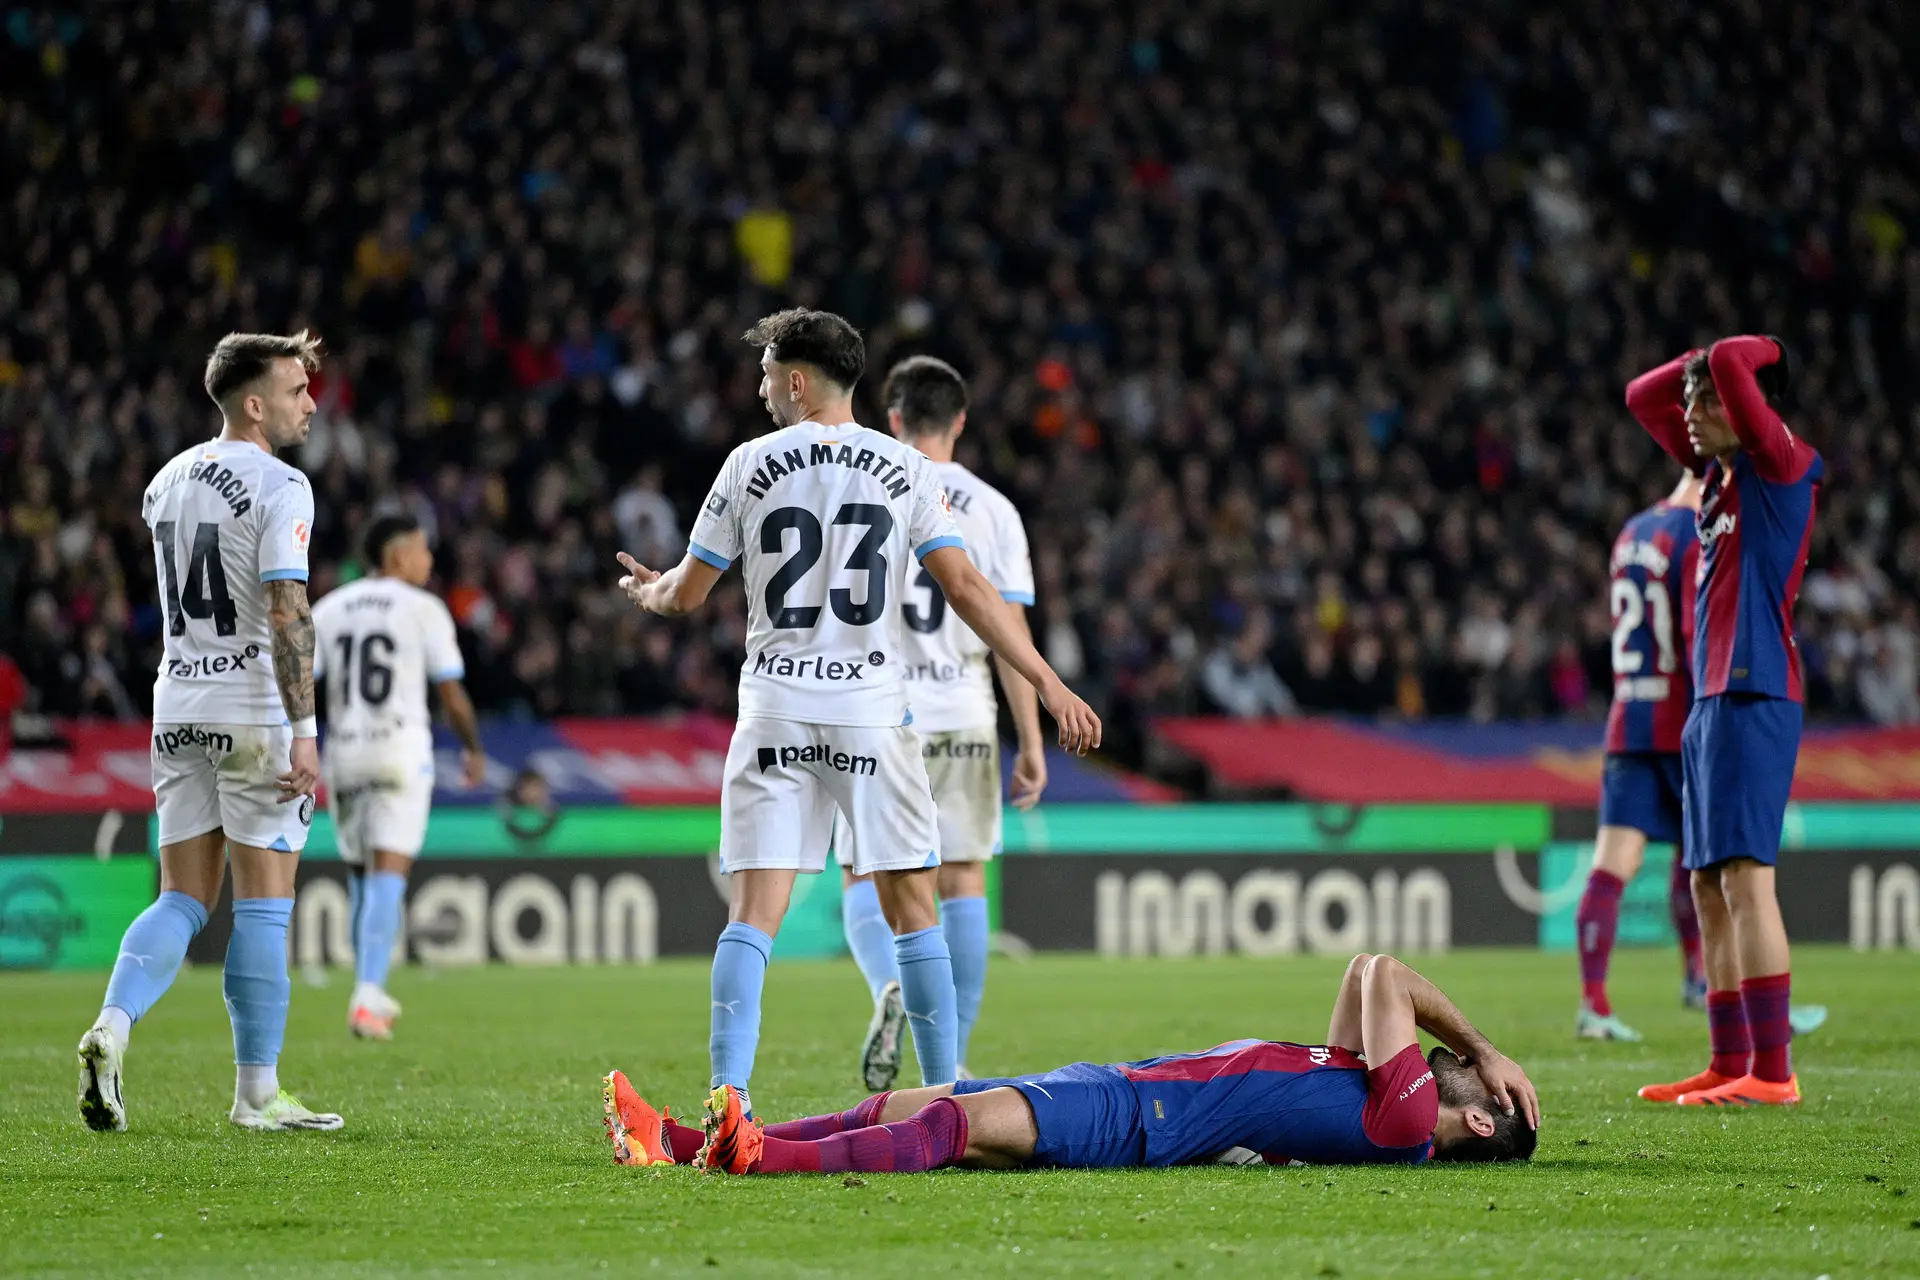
[859,980,907,1092]
[76,1027,127,1132]
[230,1090,345,1132]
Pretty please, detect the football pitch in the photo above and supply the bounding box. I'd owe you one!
[3,947,1916,1278]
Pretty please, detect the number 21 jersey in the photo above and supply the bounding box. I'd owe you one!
[1604,500,1699,754]
[689,421,963,727]
[144,439,314,726]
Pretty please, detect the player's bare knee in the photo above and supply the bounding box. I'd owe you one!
[937,861,985,901]
[873,868,940,934]
[1592,826,1647,880]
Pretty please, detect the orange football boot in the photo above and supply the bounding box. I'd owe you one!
[1677,1074,1801,1107]
[698,1083,765,1175]
[601,1070,675,1166]
[1637,1068,1734,1103]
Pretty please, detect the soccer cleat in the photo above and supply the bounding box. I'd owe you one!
[1637,1068,1734,1103]
[348,987,401,1041]
[1677,1073,1801,1107]
[1576,1007,1643,1042]
[230,1090,345,1131]
[602,1070,674,1167]
[76,1028,127,1132]
[1788,1004,1828,1037]
[859,979,907,1092]
[698,1083,764,1175]
[1681,977,1708,1011]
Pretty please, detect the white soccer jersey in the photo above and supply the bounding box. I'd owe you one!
[144,439,314,725]
[898,461,1035,733]
[312,576,465,765]
[688,421,963,727]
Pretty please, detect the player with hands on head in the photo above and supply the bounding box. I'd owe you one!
[615,309,1097,1121]
[1624,334,1824,1107]
[601,951,1538,1174]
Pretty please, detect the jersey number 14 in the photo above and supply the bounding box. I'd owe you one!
[156,520,237,637]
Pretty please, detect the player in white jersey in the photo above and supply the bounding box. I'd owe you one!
[312,513,484,1041]
[835,356,1047,1091]
[77,331,342,1134]
[613,309,1099,1116]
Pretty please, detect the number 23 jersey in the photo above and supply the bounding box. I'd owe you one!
[689,421,963,727]
[144,439,314,726]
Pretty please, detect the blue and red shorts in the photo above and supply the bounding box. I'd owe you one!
[1680,692,1802,870]
[1598,751,1685,845]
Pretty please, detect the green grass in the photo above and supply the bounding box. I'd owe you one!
[2,947,1917,1278]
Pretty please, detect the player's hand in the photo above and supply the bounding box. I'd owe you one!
[1041,681,1101,756]
[616,552,661,608]
[1471,1049,1539,1129]
[460,748,487,788]
[1009,745,1048,810]
[278,736,320,802]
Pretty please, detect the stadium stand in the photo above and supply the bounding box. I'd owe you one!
[3,0,1918,765]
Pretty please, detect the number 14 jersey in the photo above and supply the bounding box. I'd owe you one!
[688,421,963,727]
[144,439,314,725]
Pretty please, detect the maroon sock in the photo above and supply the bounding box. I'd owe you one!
[1706,989,1752,1077]
[755,1098,968,1175]
[1742,973,1793,1083]
[664,1118,705,1164]
[763,1092,891,1141]
[1669,859,1703,985]
[1576,870,1625,1015]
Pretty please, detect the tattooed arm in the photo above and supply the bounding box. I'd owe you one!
[266,578,320,800]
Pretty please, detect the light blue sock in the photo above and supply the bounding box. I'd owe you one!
[347,869,366,946]
[941,895,990,1068]
[225,898,294,1066]
[355,871,408,989]
[710,922,773,1099]
[102,890,209,1024]
[841,878,900,1000]
[894,926,958,1086]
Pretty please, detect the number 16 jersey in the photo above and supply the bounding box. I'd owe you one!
[144,439,314,726]
[688,421,963,728]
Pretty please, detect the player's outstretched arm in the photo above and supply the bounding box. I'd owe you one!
[1362,955,1538,1128]
[436,679,486,787]
[1707,335,1806,482]
[922,546,1100,755]
[266,578,320,800]
[617,551,723,618]
[991,609,1049,809]
[1624,351,1703,471]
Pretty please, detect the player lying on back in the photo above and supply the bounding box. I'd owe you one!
[602,952,1538,1173]
[77,331,340,1133]
[312,514,485,1041]
[837,355,1048,1091]
[1625,336,1821,1107]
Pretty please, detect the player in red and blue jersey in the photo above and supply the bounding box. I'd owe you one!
[601,953,1539,1173]
[1574,474,1706,1043]
[1624,335,1820,1107]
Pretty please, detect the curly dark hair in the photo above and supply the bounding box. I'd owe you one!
[743,308,865,390]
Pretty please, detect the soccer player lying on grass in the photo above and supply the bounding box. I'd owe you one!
[602,953,1538,1174]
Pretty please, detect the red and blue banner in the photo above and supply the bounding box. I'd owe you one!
[1154,717,1920,804]
[0,717,1174,813]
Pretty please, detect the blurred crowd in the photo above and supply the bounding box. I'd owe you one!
[3,0,1919,762]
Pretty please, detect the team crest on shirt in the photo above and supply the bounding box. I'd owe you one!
[297,795,315,827]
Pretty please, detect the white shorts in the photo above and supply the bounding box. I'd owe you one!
[720,718,940,876]
[151,722,313,853]
[326,755,436,865]
[837,729,1001,867]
